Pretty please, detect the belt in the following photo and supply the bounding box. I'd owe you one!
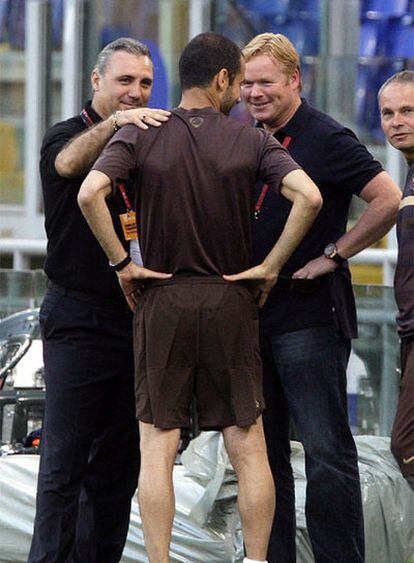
[145,275,248,289]
[276,275,321,293]
[47,281,129,312]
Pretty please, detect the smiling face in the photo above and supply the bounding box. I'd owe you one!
[91,50,154,118]
[241,53,301,132]
[380,82,414,164]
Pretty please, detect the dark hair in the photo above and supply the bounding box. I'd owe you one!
[95,37,151,76]
[179,32,242,90]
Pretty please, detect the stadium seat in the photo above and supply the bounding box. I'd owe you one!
[144,39,169,110]
[51,0,63,48]
[5,0,24,49]
[238,0,291,18]
[0,0,62,49]
[383,14,414,57]
[100,25,132,47]
[0,0,9,44]
[360,0,409,17]
[355,60,377,129]
[290,0,320,17]
[269,14,319,55]
[359,16,385,57]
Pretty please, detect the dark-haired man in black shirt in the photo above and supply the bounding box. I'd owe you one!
[241,33,401,563]
[28,37,170,563]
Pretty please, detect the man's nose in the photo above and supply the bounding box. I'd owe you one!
[129,82,143,100]
[250,83,263,97]
[391,113,404,127]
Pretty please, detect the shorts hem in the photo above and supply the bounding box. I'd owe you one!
[199,411,263,431]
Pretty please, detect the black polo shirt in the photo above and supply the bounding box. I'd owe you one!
[253,99,383,338]
[41,101,128,307]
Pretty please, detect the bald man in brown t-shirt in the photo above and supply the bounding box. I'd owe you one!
[379,71,414,490]
[79,33,322,563]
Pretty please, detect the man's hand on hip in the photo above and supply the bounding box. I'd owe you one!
[117,262,172,310]
[223,264,279,308]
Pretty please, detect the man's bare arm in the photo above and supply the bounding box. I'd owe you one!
[56,107,171,178]
[78,170,172,310]
[293,170,401,279]
[223,169,322,306]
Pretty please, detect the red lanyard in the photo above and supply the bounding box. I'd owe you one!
[254,135,292,220]
[117,182,133,212]
[80,108,95,128]
[80,108,133,213]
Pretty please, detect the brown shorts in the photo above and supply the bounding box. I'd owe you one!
[133,277,264,430]
[391,337,414,477]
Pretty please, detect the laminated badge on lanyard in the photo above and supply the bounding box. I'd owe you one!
[116,182,143,266]
[254,135,292,220]
[80,107,143,265]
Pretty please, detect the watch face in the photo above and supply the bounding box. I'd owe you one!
[324,243,337,258]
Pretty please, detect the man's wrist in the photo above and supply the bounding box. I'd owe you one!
[323,242,346,265]
[109,254,131,271]
[111,111,122,132]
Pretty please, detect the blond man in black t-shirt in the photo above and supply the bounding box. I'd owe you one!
[241,33,402,563]
[78,33,322,563]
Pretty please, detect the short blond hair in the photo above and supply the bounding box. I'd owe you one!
[243,32,300,77]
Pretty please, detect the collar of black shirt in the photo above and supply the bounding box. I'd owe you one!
[256,97,313,143]
[83,100,102,125]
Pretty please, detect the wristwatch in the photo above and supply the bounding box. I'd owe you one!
[323,243,346,265]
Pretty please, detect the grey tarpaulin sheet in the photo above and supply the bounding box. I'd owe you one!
[0,433,413,562]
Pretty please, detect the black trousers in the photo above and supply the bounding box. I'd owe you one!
[28,289,140,563]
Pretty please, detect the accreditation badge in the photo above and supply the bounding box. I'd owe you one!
[119,211,138,241]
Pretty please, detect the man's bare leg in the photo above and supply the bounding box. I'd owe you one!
[138,421,181,563]
[223,416,275,561]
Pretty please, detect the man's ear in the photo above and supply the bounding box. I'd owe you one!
[289,68,301,90]
[215,68,229,92]
[91,69,100,92]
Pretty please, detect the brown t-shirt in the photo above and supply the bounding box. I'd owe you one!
[93,107,300,276]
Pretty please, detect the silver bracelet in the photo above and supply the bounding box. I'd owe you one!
[111,110,121,132]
